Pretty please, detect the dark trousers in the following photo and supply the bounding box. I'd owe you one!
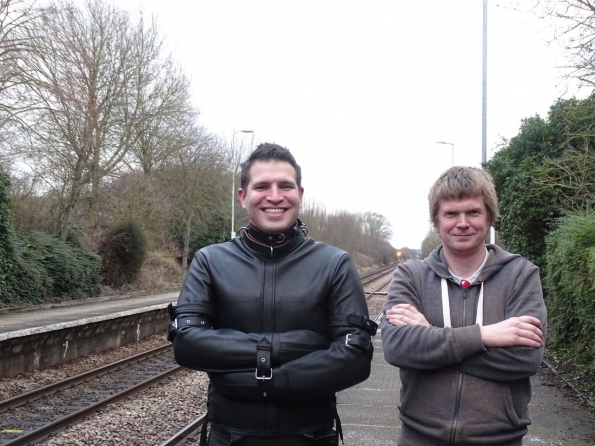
[208,428,336,446]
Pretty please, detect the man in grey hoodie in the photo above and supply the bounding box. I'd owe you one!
[382,166,547,445]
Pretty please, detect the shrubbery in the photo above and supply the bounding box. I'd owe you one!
[545,212,595,384]
[0,171,101,307]
[6,229,102,305]
[99,219,147,288]
[0,171,14,304]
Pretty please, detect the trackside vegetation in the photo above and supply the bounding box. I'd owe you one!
[0,170,101,306]
[545,213,595,383]
[0,170,13,303]
[99,219,147,289]
[485,97,595,396]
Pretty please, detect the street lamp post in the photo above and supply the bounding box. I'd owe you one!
[436,141,455,167]
[231,130,254,239]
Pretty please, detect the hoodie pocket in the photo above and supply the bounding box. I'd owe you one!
[456,373,521,439]
[399,368,460,434]
[399,368,522,441]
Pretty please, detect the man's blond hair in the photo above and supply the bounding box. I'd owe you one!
[428,166,501,227]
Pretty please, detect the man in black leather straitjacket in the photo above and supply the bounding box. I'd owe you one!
[167,143,376,446]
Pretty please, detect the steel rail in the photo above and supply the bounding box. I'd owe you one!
[3,366,183,446]
[360,265,396,285]
[365,277,392,301]
[159,414,207,446]
[0,344,172,412]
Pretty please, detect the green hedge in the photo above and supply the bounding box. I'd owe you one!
[545,212,595,381]
[99,219,147,288]
[0,171,13,304]
[3,229,102,305]
[0,170,101,307]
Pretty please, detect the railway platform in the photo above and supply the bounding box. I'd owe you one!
[338,333,399,445]
[0,291,177,377]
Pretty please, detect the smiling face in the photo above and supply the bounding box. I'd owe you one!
[238,160,304,234]
[436,196,491,258]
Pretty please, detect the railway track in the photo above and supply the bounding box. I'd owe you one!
[0,346,181,446]
[0,267,397,446]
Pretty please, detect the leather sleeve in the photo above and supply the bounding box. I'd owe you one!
[172,251,332,372]
[208,253,374,402]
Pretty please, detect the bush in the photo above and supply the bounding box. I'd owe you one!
[0,170,102,307]
[0,170,13,304]
[99,219,147,288]
[2,229,102,306]
[545,212,595,382]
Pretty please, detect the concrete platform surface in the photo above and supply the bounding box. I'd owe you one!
[0,292,178,341]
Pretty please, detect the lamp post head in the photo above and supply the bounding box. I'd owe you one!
[436,141,455,167]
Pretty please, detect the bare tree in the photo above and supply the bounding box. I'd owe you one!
[536,0,595,86]
[421,227,442,258]
[360,211,393,242]
[0,0,36,111]
[0,0,38,167]
[157,123,228,272]
[8,0,188,240]
[299,200,329,237]
[124,17,195,176]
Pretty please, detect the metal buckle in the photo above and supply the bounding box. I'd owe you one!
[255,368,273,380]
[172,319,178,329]
[345,334,352,346]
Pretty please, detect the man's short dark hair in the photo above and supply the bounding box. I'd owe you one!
[240,143,302,190]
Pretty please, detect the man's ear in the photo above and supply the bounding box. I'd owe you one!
[238,188,247,209]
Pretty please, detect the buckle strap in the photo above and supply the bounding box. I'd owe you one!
[329,313,378,336]
[174,317,212,329]
[167,314,212,342]
[339,333,372,352]
[256,336,273,380]
[346,313,378,335]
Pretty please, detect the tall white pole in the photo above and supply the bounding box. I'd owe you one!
[230,130,254,240]
[230,132,236,240]
[482,0,488,166]
[482,0,495,244]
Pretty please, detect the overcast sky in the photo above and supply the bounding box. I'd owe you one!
[115,0,583,249]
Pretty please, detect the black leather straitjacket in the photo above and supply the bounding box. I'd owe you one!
[168,222,375,438]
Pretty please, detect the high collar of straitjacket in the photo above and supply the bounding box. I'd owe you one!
[243,219,306,246]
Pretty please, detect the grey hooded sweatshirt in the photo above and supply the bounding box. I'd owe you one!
[381,244,547,446]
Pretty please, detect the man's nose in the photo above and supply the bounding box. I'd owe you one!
[457,215,470,227]
[266,186,283,202]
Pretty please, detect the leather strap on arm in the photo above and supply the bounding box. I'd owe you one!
[329,312,378,336]
[256,336,273,380]
[174,317,213,329]
[338,333,372,352]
